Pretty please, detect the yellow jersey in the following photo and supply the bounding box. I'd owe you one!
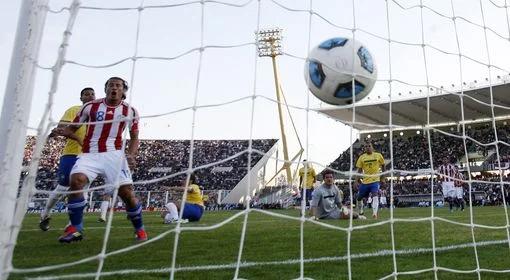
[299,166,316,189]
[356,152,385,184]
[186,184,204,207]
[61,105,86,156]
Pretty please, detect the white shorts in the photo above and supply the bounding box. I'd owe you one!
[455,187,464,199]
[380,196,387,205]
[70,150,133,194]
[442,181,455,198]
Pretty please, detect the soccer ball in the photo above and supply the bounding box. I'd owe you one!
[304,37,377,105]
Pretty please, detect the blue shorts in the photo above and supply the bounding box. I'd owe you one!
[57,155,78,186]
[182,203,204,222]
[357,182,380,200]
[305,188,314,203]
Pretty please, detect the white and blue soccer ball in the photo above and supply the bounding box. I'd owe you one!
[304,37,377,105]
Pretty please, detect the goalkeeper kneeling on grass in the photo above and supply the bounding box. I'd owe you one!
[162,173,205,224]
[310,170,366,220]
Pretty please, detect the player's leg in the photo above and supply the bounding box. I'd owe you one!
[356,184,369,215]
[118,184,147,241]
[380,196,387,210]
[40,155,77,231]
[444,183,455,212]
[457,187,465,211]
[163,202,179,223]
[104,151,147,241]
[59,173,89,243]
[98,194,110,222]
[448,186,457,212]
[370,183,380,219]
[59,154,99,243]
[182,203,203,222]
[442,182,451,212]
[306,188,314,214]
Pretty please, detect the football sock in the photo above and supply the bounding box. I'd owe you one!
[67,197,86,232]
[357,200,364,214]
[100,200,109,220]
[372,196,379,216]
[127,203,144,230]
[41,184,69,219]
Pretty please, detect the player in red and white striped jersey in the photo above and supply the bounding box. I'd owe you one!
[437,157,460,212]
[58,77,147,243]
[76,95,139,153]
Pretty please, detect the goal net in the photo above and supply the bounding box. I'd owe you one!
[2,0,510,279]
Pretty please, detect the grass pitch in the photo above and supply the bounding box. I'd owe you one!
[10,206,510,279]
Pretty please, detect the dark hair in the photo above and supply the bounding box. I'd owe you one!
[323,170,335,178]
[189,173,197,184]
[80,87,94,96]
[104,77,129,91]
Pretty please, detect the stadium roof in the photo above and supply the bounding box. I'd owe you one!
[319,83,510,132]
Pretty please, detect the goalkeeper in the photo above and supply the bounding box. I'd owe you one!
[310,170,365,220]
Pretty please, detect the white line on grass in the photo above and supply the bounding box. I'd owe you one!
[25,239,510,280]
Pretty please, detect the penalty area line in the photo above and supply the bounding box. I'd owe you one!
[25,239,509,280]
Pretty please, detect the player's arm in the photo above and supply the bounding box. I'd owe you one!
[356,168,363,184]
[51,121,82,143]
[126,108,140,168]
[56,121,81,142]
[355,155,363,184]
[310,190,321,219]
[126,129,140,168]
[51,108,82,144]
[379,154,386,183]
[335,187,343,208]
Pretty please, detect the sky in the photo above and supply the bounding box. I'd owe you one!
[1,0,510,176]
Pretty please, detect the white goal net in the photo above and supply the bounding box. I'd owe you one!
[1,0,510,279]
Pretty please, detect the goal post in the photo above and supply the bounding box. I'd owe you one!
[0,0,48,278]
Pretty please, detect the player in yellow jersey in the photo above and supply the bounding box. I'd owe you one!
[355,142,385,219]
[298,160,316,211]
[162,174,204,223]
[39,88,95,231]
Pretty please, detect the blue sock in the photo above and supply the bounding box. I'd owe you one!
[126,203,144,230]
[67,197,86,232]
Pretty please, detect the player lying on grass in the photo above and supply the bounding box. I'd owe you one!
[162,173,205,224]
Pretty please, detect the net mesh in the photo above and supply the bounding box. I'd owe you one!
[3,0,510,279]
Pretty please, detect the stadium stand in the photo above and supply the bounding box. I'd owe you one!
[22,137,277,209]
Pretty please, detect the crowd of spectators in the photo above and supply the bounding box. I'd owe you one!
[22,136,277,204]
[328,122,510,173]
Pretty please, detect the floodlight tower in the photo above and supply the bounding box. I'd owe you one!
[256,28,301,184]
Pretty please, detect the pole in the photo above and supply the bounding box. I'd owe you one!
[0,1,48,278]
[271,55,292,184]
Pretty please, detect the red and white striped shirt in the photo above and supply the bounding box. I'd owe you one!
[437,163,459,182]
[73,98,139,153]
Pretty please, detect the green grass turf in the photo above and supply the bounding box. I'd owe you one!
[9,206,510,279]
